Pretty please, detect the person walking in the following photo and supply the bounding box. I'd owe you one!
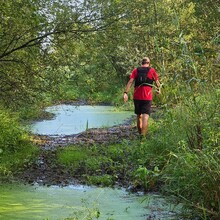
[123,57,161,138]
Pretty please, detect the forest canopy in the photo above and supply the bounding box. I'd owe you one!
[0,0,219,109]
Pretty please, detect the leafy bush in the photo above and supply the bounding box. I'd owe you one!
[0,109,29,153]
[0,108,37,178]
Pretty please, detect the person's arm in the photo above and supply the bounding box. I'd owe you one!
[151,68,161,95]
[124,78,134,102]
[155,80,161,94]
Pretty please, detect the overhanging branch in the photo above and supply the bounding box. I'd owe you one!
[0,13,124,61]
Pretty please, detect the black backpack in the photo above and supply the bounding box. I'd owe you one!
[134,67,154,87]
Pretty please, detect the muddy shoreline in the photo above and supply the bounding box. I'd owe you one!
[16,123,139,187]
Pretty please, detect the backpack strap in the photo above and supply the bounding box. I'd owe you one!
[134,67,153,87]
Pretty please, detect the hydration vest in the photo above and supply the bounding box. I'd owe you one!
[134,67,154,87]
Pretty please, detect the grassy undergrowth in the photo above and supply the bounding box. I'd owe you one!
[0,108,38,180]
[0,85,219,219]
[57,88,219,220]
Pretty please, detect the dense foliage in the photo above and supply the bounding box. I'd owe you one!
[57,87,219,219]
[0,108,37,178]
[1,0,219,108]
[0,0,219,219]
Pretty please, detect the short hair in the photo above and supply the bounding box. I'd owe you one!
[141,57,150,65]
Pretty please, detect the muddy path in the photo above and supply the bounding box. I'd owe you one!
[16,124,138,186]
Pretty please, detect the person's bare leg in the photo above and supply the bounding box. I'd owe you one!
[141,113,149,136]
[136,114,142,134]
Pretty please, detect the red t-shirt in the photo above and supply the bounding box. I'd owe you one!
[130,67,159,100]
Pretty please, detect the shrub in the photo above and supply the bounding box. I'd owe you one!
[0,108,37,178]
[0,109,30,153]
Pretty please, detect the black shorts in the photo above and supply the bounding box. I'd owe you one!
[134,99,152,115]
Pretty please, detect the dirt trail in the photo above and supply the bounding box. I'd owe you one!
[17,124,138,186]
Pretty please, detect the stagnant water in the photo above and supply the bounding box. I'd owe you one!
[2,105,182,219]
[0,184,181,220]
[31,105,133,135]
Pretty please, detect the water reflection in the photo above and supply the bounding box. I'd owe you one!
[31,105,133,136]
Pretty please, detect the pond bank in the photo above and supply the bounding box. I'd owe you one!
[16,124,138,187]
[10,123,185,219]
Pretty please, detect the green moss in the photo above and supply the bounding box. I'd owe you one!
[86,174,114,187]
[57,146,89,169]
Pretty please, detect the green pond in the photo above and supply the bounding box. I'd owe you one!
[0,184,181,220]
[6,105,181,219]
[31,105,133,136]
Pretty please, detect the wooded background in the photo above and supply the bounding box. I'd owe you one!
[0,0,219,109]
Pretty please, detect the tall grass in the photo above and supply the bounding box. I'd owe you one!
[152,87,220,219]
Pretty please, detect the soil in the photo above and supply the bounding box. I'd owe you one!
[16,124,139,186]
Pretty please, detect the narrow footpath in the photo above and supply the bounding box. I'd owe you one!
[17,124,138,186]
